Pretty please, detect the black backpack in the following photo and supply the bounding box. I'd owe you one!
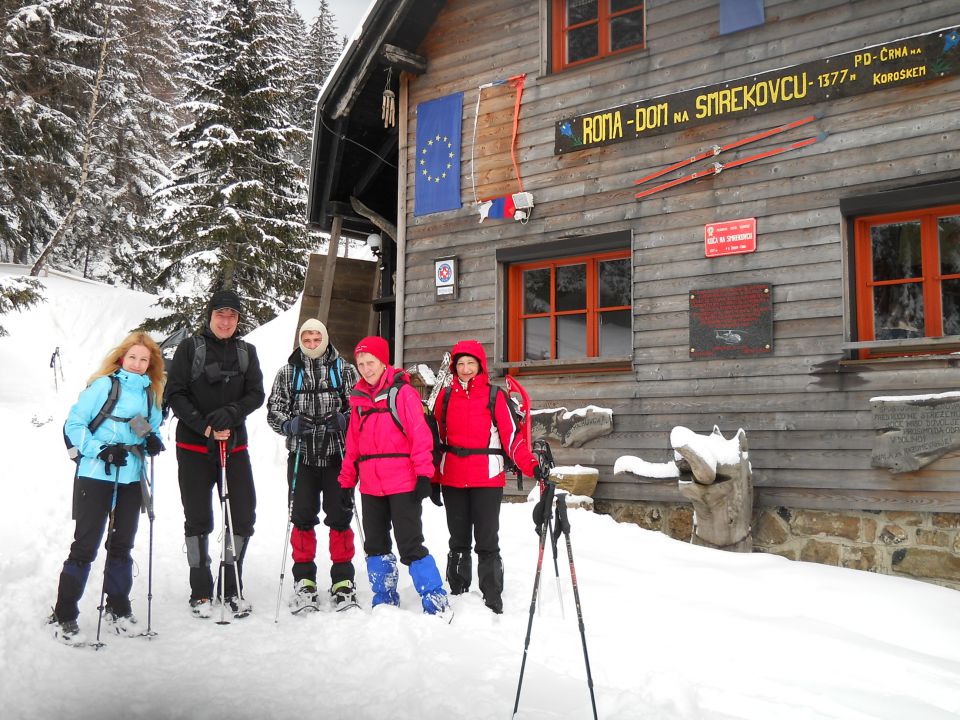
[63,372,155,462]
[160,334,250,418]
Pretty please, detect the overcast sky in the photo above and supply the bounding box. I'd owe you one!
[293,0,370,39]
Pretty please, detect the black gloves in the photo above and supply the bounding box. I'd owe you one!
[206,406,239,431]
[415,475,432,500]
[145,433,165,457]
[341,487,356,513]
[282,414,315,437]
[430,483,443,507]
[98,444,128,473]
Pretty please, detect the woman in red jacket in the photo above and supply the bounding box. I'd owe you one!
[338,336,450,617]
[434,340,537,614]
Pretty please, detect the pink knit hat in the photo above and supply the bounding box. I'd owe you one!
[354,336,390,367]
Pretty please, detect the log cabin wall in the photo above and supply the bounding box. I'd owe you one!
[399,0,960,519]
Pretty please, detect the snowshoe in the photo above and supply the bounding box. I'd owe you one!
[223,595,252,619]
[189,597,213,619]
[289,579,320,615]
[104,606,139,636]
[48,614,85,646]
[330,580,359,612]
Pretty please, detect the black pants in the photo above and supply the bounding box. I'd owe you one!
[177,446,256,537]
[55,477,142,621]
[287,454,354,584]
[442,485,503,556]
[177,447,256,599]
[288,455,349,530]
[361,491,428,566]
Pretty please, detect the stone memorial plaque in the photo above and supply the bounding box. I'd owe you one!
[689,283,772,359]
[871,395,960,473]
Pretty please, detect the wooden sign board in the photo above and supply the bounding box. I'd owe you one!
[556,26,960,154]
[705,218,757,257]
[689,283,772,359]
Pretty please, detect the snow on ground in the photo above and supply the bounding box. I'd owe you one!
[1,268,960,719]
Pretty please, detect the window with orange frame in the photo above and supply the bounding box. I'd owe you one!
[508,250,631,366]
[854,204,960,357]
[551,0,646,73]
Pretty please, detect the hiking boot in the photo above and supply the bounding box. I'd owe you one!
[104,606,139,636]
[189,597,213,619]
[223,595,252,619]
[423,592,454,624]
[48,613,84,645]
[330,580,359,612]
[484,595,503,614]
[289,579,320,614]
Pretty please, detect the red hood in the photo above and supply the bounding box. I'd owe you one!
[449,339,488,376]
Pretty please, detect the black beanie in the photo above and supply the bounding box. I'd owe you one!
[206,289,243,321]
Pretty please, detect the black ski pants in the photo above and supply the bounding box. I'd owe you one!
[442,485,503,557]
[55,476,142,621]
[177,446,255,599]
[287,453,354,585]
[361,491,429,566]
[177,446,256,537]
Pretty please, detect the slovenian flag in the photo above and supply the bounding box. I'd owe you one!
[414,92,463,216]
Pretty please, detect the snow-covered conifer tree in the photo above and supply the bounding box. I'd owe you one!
[150,0,309,332]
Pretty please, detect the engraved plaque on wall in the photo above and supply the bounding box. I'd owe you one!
[871,393,960,473]
[689,283,772,359]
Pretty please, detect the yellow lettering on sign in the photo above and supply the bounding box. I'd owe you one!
[880,45,908,61]
[694,73,809,118]
[873,65,926,85]
[582,112,623,144]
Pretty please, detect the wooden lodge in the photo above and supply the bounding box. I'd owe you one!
[307,0,960,588]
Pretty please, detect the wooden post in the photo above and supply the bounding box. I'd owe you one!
[675,427,753,552]
[394,72,409,366]
[317,214,342,324]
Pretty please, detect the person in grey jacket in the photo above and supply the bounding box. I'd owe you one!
[267,318,360,612]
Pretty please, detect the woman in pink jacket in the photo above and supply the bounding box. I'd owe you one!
[338,336,450,616]
[434,339,537,614]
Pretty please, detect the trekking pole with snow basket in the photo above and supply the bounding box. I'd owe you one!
[512,473,556,717]
[50,346,63,391]
[93,467,120,650]
[274,438,302,623]
[138,458,157,637]
[217,439,246,623]
[554,493,598,720]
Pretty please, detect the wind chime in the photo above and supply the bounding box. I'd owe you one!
[381,67,396,128]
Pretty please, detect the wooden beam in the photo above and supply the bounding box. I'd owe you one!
[352,133,398,197]
[332,0,412,119]
[317,214,343,324]
[380,43,427,74]
[394,72,409,367]
[350,196,397,241]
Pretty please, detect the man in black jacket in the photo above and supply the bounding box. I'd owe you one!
[166,289,265,619]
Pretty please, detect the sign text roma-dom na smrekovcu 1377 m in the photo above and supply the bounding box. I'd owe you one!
[555,26,960,154]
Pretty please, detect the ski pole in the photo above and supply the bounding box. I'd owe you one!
[216,441,230,626]
[138,457,157,637]
[555,493,598,720]
[218,439,245,619]
[274,438,302,623]
[532,440,563,616]
[512,479,556,718]
[93,466,120,650]
[50,347,60,391]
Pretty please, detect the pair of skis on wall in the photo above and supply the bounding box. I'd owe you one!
[634,113,826,199]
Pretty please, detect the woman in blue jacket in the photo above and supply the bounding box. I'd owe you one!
[50,331,165,644]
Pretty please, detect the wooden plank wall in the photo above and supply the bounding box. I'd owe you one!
[300,253,378,363]
[400,0,960,511]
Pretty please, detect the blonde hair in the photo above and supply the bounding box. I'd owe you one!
[88,331,165,408]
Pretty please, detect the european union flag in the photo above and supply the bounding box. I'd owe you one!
[414,92,463,216]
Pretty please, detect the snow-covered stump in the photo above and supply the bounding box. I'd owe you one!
[550,465,599,498]
[672,426,753,553]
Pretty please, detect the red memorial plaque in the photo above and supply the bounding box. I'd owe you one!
[704,218,756,258]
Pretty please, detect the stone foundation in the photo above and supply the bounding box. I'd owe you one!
[595,500,960,592]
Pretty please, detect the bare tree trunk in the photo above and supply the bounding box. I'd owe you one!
[30,7,113,277]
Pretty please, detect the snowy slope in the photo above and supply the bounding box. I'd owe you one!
[1,268,960,720]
